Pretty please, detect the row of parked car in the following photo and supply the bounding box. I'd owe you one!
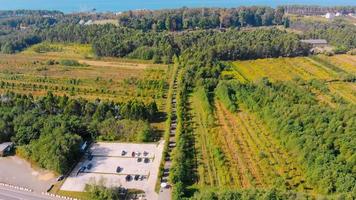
[125,174,147,182]
[122,150,149,157]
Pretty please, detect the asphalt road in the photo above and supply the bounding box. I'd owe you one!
[0,186,61,200]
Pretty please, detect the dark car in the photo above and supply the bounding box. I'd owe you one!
[87,163,93,170]
[134,175,140,181]
[77,166,86,175]
[116,166,122,173]
[88,155,93,161]
[57,175,64,181]
[125,175,132,182]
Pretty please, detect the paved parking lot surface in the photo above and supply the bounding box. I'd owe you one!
[61,141,164,200]
[0,156,56,192]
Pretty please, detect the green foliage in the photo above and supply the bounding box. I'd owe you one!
[117,7,286,31]
[85,181,120,200]
[229,80,356,194]
[215,80,237,112]
[191,188,310,200]
[33,43,62,53]
[295,19,356,51]
[60,59,81,66]
[0,92,157,173]
[98,119,153,142]
[18,127,82,174]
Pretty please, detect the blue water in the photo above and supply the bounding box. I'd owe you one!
[0,0,355,13]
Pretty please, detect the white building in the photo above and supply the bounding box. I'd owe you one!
[325,12,335,19]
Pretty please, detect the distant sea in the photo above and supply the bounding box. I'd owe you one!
[0,0,355,13]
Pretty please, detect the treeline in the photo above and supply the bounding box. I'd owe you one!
[0,10,63,18]
[37,24,310,63]
[0,32,41,53]
[118,7,285,31]
[170,64,196,200]
[0,92,158,173]
[226,80,356,194]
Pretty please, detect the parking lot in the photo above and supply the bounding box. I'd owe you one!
[61,141,164,199]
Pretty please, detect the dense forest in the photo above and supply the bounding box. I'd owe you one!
[0,92,158,173]
[38,24,309,63]
[117,6,285,31]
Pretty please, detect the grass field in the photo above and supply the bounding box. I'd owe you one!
[0,44,168,106]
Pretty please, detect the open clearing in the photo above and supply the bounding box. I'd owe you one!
[0,156,56,192]
[61,141,164,200]
[0,52,168,105]
[226,55,356,82]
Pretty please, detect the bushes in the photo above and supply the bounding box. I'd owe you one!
[85,180,120,200]
[60,59,81,66]
[215,81,237,112]
[98,119,154,142]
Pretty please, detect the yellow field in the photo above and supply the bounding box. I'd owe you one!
[225,55,356,105]
[227,57,338,82]
[0,43,168,106]
[316,54,356,74]
[329,82,356,104]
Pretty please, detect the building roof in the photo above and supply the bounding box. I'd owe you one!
[301,39,328,44]
[0,142,13,152]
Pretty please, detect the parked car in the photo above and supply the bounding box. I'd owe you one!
[88,154,93,161]
[87,163,93,170]
[134,175,140,181]
[77,166,86,175]
[125,175,132,182]
[57,175,64,181]
[116,166,122,173]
